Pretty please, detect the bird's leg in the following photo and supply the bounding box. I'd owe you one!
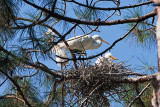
[60,64,65,107]
[61,64,63,74]
[81,49,87,67]
[64,64,68,75]
[81,49,87,56]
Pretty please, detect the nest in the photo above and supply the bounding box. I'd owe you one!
[67,60,133,98]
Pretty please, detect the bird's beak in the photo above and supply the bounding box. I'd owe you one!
[110,56,118,60]
[42,32,48,36]
[100,38,110,45]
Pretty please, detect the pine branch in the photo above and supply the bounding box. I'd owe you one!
[9,15,50,29]
[22,0,157,26]
[0,46,63,78]
[0,69,32,107]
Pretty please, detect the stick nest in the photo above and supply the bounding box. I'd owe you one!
[68,60,134,97]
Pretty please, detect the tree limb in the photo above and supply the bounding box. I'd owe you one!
[22,0,157,26]
[0,46,63,78]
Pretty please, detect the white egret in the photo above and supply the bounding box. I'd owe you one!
[56,35,109,52]
[95,52,118,66]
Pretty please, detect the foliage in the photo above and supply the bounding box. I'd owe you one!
[125,7,156,48]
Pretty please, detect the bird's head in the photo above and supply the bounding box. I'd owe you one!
[42,29,55,36]
[92,35,110,45]
[104,52,118,60]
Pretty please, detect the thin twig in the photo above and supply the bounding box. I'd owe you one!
[0,95,26,105]
[0,78,8,87]
[127,82,151,107]
[67,0,153,11]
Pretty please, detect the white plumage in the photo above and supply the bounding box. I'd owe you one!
[95,52,118,66]
[52,46,68,66]
[57,35,109,52]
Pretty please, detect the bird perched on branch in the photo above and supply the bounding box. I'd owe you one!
[95,52,118,66]
[43,30,110,67]
[56,35,109,53]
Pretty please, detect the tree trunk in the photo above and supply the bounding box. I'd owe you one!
[151,0,160,106]
[156,7,160,71]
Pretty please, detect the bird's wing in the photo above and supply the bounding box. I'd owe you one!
[95,56,105,65]
[58,35,92,51]
[67,35,89,41]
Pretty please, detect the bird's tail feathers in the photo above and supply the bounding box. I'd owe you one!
[52,46,69,66]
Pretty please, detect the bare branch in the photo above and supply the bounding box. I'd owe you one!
[65,73,157,84]
[22,69,40,78]
[65,0,153,11]
[0,95,26,105]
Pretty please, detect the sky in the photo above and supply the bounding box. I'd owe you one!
[0,0,158,106]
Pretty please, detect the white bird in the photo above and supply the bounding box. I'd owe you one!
[95,52,118,66]
[52,46,68,67]
[56,35,109,52]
